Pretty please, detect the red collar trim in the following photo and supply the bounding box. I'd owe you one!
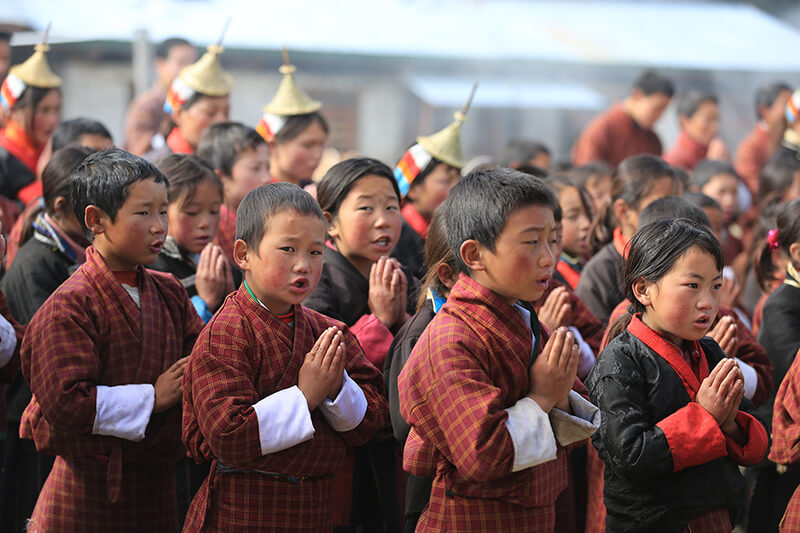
[276,307,295,323]
[112,269,138,287]
[166,128,194,155]
[613,227,629,259]
[627,314,709,399]
[556,258,581,290]
[0,118,43,172]
[402,203,430,239]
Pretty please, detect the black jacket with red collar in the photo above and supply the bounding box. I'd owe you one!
[586,316,768,532]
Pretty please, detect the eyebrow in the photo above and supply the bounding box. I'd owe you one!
[356,193,397,201]
[686,272,723,280]
[520,225,548,233]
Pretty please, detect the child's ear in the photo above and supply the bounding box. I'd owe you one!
[612,198,629,226]
[233,239,250,271]
[84,205,105,235]
[53,196,70,218]
[631,277,651,307]
[460,239,485,272]
[436,262,457,289]
[324,211,340,239]
[789,242,800,266]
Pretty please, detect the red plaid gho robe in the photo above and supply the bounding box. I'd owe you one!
[770,347,800,532]
[19,246,204,533]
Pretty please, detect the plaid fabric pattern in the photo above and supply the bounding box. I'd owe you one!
[584,443,607,533]
[27,456,177,533]
[0,287,25,383]
[416,479,557,533]
[535,279,604,354]
[781,486,800,532]
[770,348,800,467]
[182,288,387,530]
[399,274,570,529]
[213,204,236,265]
[18,246,203,526]
[682,510,732,532]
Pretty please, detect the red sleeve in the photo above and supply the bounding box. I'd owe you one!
[0,288,24,383]
[655,403,727,472]
[734,137,761,198]
[726,411,768,466]
[350,313,394,368]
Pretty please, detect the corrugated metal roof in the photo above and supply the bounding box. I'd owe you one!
[2,0,799,71]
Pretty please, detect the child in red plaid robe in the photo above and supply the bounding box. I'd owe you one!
[770,347,800,532]
[398,168,601,532]
[181,182,388,532]
[19,149,205,532]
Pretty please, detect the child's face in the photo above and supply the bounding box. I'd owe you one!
[31,89,61,147]
[637,246,721,346]
[235,209,326,315]
[270,120,327,185]
[167,180,223,255]
[701,174,739,223]
[682,101,719,146]
[224,145,271,210]
[327,174,402,277]
[558,186,591,258]
[91,177,168,271]
[175,95,230,147]
[475,204,558,304]
[407,163,460,218]
[629,91,671,129]
[586,173,612,214]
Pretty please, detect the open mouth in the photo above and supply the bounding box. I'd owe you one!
[373,236,392,248]
[148,241,164,253]
[290,278,309,291]
[693,316,711,329]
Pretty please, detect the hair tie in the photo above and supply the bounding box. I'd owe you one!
[767,228,780,249]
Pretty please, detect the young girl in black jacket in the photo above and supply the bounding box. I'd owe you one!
[586,218,768,532]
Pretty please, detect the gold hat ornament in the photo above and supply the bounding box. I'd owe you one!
[164,20,233,115]
[394,82,477,197]
[1,23,61,111]
[256,48,322,141]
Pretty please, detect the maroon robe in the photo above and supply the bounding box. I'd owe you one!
[571,103,663,167]
[182,287,388,532]
[19,246,204,532]
[0,287,26,383]
[399,274,585,532]
[769,347,800,531]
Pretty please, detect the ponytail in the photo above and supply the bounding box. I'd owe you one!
[754,199,800,292]
[415,206,454,312]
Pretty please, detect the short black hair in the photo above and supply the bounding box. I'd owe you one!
[155,37,193,60]
[71,148,168,240]
[443,167,559,274]
[569,162,613,188]
[755,81,792,120]
[0,32,11,43]
[235,182,325,250]
[196,122,267,177]
[500,140,550,167]
[156,153,222,207]
[677,90,718,119]
[691,159,739,190]
[52,117,113,152]
[273,112,329,144]
[684,191,722,213]
[638,195,711,229]
[317,157,400,216]
[632,71,675,98]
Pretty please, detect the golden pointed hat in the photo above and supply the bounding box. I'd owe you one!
[177,44,233,97]
[416,82,478,170]
[1,26,61,111]
[262,48,321,116]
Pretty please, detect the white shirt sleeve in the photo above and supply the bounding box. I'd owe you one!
[318,369,368,432]
[568,326,596,379]
[549,390,602,447]
[92,384,155,441]
[0,313,16,368]
[734,357,758,401]
[253,385,315,455]
[504,396,558,472]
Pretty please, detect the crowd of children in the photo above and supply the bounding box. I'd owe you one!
[1,30,800,533]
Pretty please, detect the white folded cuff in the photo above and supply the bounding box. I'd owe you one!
[734,357,758,401]
[253,385,315,455]
[504,396,558,472]
[568,326,596,379]
[0,312,16,368]
[549,390,602,447]
[319,370,368,432]
[92,384,155,441]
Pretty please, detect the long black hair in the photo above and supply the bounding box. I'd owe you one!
[606,218,723,342]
